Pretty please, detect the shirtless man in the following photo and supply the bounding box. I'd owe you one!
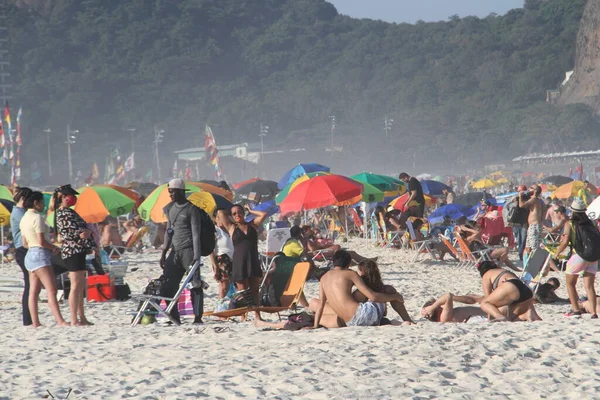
[421,293,486,323]
[101,217,125,255]
[313,250,404,328]
[519,184,543,257]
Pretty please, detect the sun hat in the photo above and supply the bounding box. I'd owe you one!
[570,199,587,212]
[167,179,187,191]
[55,184,79,196]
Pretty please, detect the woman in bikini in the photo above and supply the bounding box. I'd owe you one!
[421,293,486,323]
[478,261,542,322]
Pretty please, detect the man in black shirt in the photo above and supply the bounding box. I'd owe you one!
[398,172,425,229]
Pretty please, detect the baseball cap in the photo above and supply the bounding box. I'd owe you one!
[167,179,187,191]
[55,184,79,196]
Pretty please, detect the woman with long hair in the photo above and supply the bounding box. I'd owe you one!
[554,199,598,318]
[228,204,267,321]
[10,186,33,325]
[20,191,68,327]
[51,184,95,326]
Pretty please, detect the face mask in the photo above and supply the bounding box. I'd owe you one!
[64,195,77,207]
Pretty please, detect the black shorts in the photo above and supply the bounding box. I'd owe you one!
[63,252,88,272]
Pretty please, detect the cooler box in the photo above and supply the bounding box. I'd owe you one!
[87,275,115,302]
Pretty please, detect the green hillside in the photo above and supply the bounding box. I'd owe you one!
[4,0,594,178]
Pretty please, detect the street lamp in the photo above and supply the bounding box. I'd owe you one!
[328,115,336,152]
[154,127,164,182]
[66,125,78,182]
[384,116,394,138]
[259,123,268,176]
[126,128,136,155]
[44,128,52,177]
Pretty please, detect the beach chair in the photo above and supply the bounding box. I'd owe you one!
[109,226,149,259]
[406,220,438,262]
[261,228,291,272]
[204,260,311,320]
[0,277,24,293]
[520,247,552,292]
[349,208,364,237]
[130,260,202,326]
[454,233,490,269]
[438,234,464,266]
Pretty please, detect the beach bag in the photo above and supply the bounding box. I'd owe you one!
[504,196,527,225]
[283,312,314,331]
[260,284,280,307]
[572,221,600,262]
[229,289,255,309]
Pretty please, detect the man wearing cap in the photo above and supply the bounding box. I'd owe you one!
[159,179,204,324]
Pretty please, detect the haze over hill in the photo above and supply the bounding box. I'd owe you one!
[3,0,597,182]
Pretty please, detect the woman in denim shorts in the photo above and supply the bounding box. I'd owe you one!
[20,191,68,327]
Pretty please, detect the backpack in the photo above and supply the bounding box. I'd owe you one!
[504,196,527,225]
[164,202,216,257]
[572,221,600,262]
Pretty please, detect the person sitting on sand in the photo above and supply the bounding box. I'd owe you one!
[302,225,376,264]
[101,217,125,255]
[478,261,542,322]
[457,222,520,272]
[312,250,405,328]
[421,293,486,323]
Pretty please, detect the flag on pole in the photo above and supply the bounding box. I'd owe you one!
[3,102,10,162]
[15,107,22,146]
[85,163,99,184]
[204,125,224,180]
[124,153,135,172]
[185,164,192,180]
[14,107,22,182]
[172,159,178,178]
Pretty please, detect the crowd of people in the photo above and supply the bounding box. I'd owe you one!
[6,170,600,329]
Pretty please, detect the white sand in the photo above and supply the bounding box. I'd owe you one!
[2,239,600,399]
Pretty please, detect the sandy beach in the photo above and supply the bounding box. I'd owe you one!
[2,239,600,399]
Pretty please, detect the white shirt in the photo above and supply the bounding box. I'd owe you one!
[214,226,234,258]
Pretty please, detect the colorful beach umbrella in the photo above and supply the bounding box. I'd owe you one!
[279,175,363,214]
[276,172,331,204]
[187,191,233,216]
[87,184,140,205]
[189,182,233,201]
[420,180,450,196]
[138,182,202,223]
[0,185,13,202]
[495,177,509,184]
[427,204,474,224]
[350,172,406,193]
[552,181,598,200]
[543,175,573,186]
[246,200,279,223]
[278,163,330,189]
[72,186,136,223]
[472,179,497,189]
[389,192,436,211]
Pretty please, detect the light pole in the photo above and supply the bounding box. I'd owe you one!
[328,115,336,152]
[154,127,164,183]
[66,125,78,182]
[259,123,268,177]
[44,129,52,177]
[384,116,393,138]
[126,128,136,155]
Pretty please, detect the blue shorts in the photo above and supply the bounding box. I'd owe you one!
[24,247,52,272]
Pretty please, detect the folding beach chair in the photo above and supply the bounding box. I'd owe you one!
[130,260,202,326]
[438,234,464,266]
[520,247,552,293]
[454,233,490,269]
[349,208,364,237]
[204,260,311,320]
[261,228,291,272]
[406,220,438,262]
[109,226,150,259]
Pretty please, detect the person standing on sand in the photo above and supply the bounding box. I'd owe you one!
[10,186,33,326]
[160,179,205,325]
[52,184,95,326]
[519,184,543,259]
[21,192,68,327]
[313,250,406,328]
[210,208,235,300]
[398,172,425,229]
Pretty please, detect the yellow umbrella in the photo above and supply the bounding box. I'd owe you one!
[495,177,509,184]
[489,171,506,178]
[553,180,598,199]
[472,179,497,189]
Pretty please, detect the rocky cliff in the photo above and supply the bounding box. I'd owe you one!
[559,0,600,112]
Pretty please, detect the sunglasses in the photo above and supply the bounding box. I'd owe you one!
[232,211,244,216]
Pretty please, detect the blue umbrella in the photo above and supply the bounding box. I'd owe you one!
[427,204,474,224]
[278,163,330,189]
[420,180,450,196]
[246,200,279,222]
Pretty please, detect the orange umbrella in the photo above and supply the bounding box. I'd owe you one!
[553,180,598,199]
[233,177,260,190]
[188,182,233,201]
[87,184,140,205]
[389,193,435,211]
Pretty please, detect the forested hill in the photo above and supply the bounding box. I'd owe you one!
[4,0,596,176]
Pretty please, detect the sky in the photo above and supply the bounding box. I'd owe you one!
[327,0,524,23]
